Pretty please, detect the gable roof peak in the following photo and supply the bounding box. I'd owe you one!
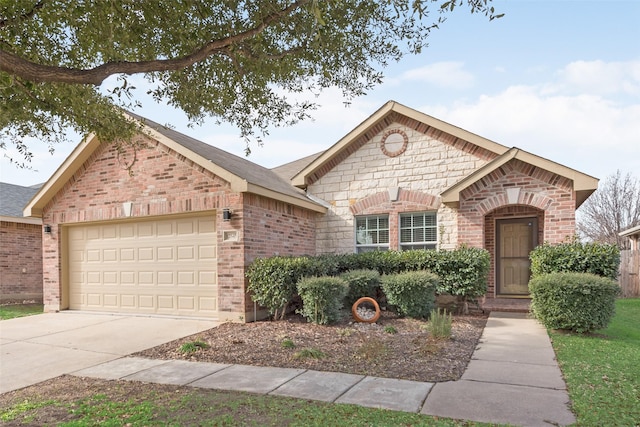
[291,100,510,187]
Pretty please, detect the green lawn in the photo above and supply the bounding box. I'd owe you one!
[3,300,638,425]
[550,298,640,426]
[1,384,497,426]
[0,304,43,320]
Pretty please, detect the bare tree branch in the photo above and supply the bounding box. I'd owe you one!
[578,170,640,249]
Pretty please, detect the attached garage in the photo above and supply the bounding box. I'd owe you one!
[66,213,218,318]
[23,112,325,321]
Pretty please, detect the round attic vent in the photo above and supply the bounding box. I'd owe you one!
[380,129,408,157]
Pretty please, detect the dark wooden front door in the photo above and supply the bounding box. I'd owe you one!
[496,218,538,296]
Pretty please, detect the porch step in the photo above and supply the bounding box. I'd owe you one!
[481,298,531,313]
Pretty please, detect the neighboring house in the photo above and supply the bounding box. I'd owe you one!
[619,224,640,251]
[1,182,43,303]
[24,101,598,320]
[619,224,640,297]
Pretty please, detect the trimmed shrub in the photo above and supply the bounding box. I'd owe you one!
[529,272,620,333]
[246,247,491,319]
[530,240,620,280]
[296,276,349,325]
[340,269,381,306]
[246,256,313,320]
[380,271,438,318]
[433,246,490,300]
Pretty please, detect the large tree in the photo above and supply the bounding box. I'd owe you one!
[0,1,500,164]
[578,170,640,249]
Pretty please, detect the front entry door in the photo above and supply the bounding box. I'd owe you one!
[496,218,538,296]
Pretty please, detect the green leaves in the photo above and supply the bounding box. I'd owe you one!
[529,272,620,333]
[1,0,500,164]
[297,276,348,324]
[530,240,620,280]
[381,271,438,318]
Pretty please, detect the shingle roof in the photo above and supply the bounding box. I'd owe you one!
[271,152,323,181]
[126,112,317,206]
[0,182,40,217]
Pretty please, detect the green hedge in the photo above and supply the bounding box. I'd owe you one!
[530,240,620,280]
[340,269,381,306]
[529,272,620,333]
[296,276,349,325]
[246,247,490,319]
[380,271,438,318]
[245,256,313,319]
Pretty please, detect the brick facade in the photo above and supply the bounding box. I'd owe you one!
[0,220,43,303]
[41,137,317,321]
[32,104,592,318]
[458,158,576,297]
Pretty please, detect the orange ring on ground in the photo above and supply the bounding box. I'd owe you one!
[352,297,381,323]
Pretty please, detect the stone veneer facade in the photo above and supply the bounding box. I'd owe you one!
[0,220,43,303]
[41,136,316,321]
[307,120,495,253]
[306,118,578,299]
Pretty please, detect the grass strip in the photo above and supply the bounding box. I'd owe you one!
[550,298,640,426]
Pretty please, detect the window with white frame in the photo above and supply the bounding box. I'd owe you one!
[355,215,389,253]
[400,212,437,250]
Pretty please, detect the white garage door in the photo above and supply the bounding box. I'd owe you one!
[67,214,218,318]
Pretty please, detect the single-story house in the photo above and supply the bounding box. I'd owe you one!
[24,101,598,321]
[1,182,43,303]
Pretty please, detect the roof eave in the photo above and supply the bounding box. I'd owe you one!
[619,224,640,238]
[292,101,397,187]
[245,183,327,213]
[440,148,599,209]
[23,133,101,218]
[0,215,42,225]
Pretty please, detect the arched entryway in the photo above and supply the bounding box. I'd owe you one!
[484,206,544,297]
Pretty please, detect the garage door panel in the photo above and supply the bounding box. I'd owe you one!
[68,215,218,318]
[86,250,100,262]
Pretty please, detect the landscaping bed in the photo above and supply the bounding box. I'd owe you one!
[133,310,487,383]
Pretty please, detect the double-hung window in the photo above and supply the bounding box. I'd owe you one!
[355,215,389,253]
[400,212,437,250]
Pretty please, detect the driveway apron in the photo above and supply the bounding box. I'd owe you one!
[0,312,216,393]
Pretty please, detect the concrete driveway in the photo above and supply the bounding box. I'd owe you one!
[0,312,217,393]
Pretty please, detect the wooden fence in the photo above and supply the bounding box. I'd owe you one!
[619,250,640,297]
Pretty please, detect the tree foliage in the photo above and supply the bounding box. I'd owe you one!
[578,170,640,249]
[1,0,501,165]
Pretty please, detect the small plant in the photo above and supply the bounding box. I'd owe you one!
[355,339,388,361]
[281,338,295,349]
[427,308,452,339]
[383,325,397,334]
[179,340,210,354]
[337,328,355,337]
[294,348,326,360]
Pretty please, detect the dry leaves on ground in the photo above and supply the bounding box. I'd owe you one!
[134,310,487,383]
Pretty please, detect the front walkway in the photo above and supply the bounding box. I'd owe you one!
[72,312,576,427]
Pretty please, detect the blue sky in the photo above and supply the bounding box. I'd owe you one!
[1,0,638,188]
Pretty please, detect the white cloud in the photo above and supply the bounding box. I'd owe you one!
[420,82,640,180]
[556,59,640,96]
[392,61,475,89]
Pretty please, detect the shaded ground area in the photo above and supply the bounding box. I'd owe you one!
[134,311,487,383]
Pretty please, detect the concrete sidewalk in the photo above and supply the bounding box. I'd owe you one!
[71,312,576,427]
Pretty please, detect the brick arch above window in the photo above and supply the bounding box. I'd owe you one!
[476,190,554,216]
[350,189,440,215]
